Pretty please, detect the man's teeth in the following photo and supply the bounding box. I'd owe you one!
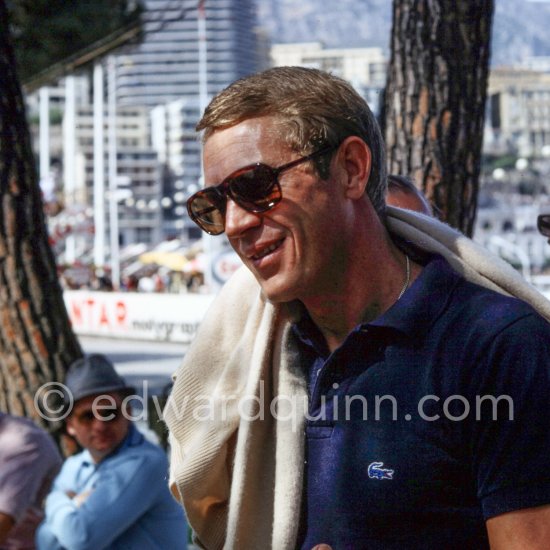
[254,241,281,260]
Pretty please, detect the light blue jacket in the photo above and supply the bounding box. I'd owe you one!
[36,426,188,550]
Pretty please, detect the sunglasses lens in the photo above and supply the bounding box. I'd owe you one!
[538,215,550,237]
[76,407,123,424]
[77,411,95,424]
[188,165,282,235]
[188,190,225,235]
[103,408,122,421]
[231,165,282,212]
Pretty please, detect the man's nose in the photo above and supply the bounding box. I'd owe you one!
[224,198,262,237]
[92,418,109,428]
[90,416,114,430]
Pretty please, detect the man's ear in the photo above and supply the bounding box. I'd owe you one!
[66,419,76,437]
[338,136,372,200]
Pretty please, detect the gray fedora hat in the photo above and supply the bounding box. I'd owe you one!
[65,354,134,404]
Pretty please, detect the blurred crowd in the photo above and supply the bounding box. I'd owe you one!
[58,264,205,294]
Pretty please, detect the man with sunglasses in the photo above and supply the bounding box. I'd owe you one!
[165,67,550,549]
[538,213,550,244]
[37,354,187,549]
[386,174,434,217]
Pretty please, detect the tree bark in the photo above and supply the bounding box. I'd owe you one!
[0,0,82,426]
[384,0,494,236]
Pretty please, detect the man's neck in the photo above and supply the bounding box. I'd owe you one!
[301,229,420,353]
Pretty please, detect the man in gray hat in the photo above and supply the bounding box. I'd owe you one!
[36,354,187,550]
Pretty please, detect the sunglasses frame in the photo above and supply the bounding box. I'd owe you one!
[537,214,550,238]
[187,145,336,235]
[74,407,124,425]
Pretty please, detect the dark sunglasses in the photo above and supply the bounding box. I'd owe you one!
[187,145,336,235]
[538,214,550,238]
[74,407,123,425]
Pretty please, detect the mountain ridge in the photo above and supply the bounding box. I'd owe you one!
[256,0,550,68]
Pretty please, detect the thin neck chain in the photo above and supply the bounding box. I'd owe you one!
[397,254,411,301]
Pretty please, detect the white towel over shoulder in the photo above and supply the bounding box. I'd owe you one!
[164,206,550,549]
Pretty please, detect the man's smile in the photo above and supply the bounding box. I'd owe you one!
[250,238,286,261]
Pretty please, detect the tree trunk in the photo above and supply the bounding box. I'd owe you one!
[384,0,494,236]
[0,0,82,426]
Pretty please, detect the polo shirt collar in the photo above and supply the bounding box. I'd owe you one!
[292,256,461,348]
[367,256,461,340]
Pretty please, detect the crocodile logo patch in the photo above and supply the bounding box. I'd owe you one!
[368,461,394,480]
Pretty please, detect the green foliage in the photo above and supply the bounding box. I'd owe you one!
[50,108,63,125]
[481,154,518,172]
[28,108,63,126]
[7,0,142,82]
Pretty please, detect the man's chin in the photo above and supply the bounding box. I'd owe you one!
[92,440,117,454]
[256,277,300,305]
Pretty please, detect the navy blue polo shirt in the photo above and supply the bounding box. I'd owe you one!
[294,257,550,550]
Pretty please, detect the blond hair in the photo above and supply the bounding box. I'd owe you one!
[197,66,387,215]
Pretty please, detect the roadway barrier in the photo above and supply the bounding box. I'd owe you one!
[64,290,216,345]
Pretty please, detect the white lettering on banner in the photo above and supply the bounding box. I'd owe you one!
[69,295,128,329]
[64,291,216,345]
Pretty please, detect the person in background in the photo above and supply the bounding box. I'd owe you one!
[165,66,550,549]
[36,354,187,550]
[0,413,62,550]
[538,213,550,244]
[386,173,434,216]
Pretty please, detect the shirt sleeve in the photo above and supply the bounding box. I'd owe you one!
[41,451,168,550]
[0,425,61,522]
[471,313,550,519]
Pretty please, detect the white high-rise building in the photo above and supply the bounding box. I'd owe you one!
[151,97,203,240]
[270,42,388,115]
[74,105,162,248]
[115,0,266,108]
[486,67,550,157]
[116,0,268,241]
